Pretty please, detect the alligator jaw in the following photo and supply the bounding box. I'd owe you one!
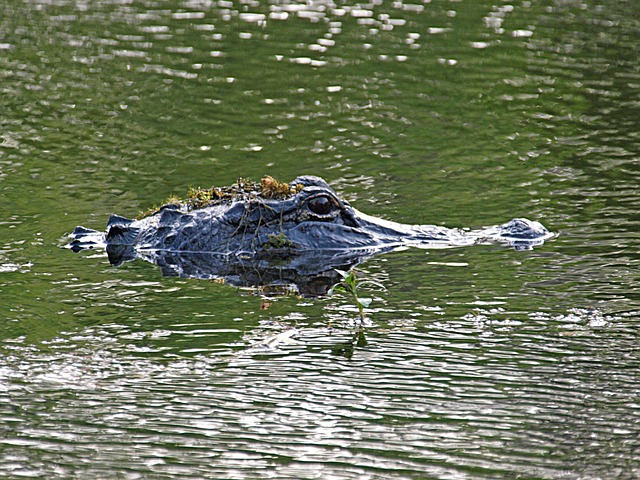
[350,210,553,251]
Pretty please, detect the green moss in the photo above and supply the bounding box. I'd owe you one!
[260,175,304,199]
[264,232,293,249]
[137,175,304,219]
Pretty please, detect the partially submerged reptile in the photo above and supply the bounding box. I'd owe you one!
[69,175,554,295]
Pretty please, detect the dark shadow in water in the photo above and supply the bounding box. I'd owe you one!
[106,244,382,297]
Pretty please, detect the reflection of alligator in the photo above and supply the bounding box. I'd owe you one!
[69,175,554,296]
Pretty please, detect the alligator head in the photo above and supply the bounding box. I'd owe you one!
[68,175,554,295]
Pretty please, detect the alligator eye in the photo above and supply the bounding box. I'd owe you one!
[308,195,333,216]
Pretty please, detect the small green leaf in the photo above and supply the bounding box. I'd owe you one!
[335,269,349,279]
[328,284,347,295]
[357,297,372,308]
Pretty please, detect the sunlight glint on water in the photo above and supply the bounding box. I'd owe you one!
[2,0,640,478]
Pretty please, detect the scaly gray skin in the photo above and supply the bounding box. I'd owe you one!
[68,175,554,295]
[70,175,553,253]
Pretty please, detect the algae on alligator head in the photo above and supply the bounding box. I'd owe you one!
[137,175,304,219]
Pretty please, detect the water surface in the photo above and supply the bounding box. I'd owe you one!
[2,1,640,478]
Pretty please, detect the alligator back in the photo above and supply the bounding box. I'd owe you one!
[105,215,140,245]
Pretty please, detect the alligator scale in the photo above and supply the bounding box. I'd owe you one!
[69,175,554,296]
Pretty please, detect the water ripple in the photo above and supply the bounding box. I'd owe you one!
[3,0,640,478]
[3,315,639,478]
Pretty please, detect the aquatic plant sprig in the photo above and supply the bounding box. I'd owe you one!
[328,269,386,324]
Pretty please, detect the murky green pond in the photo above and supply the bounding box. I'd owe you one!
[2,0,640,478]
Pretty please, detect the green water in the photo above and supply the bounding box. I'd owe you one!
[2,1,640,478]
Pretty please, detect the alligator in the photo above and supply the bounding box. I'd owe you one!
[69,175,554,296]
